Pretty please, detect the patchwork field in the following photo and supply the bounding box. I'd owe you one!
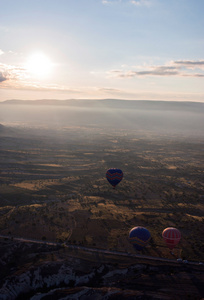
[0,125,203,262]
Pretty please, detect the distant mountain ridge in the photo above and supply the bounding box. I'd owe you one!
[1,99,204,112]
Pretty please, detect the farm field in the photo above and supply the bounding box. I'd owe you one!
[0,124,203,262]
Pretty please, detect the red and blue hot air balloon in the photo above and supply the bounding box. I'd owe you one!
[162,227,181,250]
[106,168,123,188]
[129,226,151,251]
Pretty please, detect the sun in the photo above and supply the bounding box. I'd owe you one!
[26,53,53,78]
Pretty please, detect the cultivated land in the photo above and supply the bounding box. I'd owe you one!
[0,125,203,260]
[0,100,203,299]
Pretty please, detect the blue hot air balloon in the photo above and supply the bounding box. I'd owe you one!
[106,168,123,188]
[129,226,151,251]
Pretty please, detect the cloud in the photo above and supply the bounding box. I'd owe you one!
[130,0,152,7]
[0,49,4,56]
[21,83,81,93]
[174,60,204,69]
[108,59,204,78]
[97,87,123,94]
[181,73,204,78]
[108,67,179,78]
[102,0,151,6]
[0,63,27,84]
[102,0,121,4]
[0,62,80,93]
[0,72,7,82]
[102,0,110,4]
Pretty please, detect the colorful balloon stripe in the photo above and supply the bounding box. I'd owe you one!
[106,168,123,188]
[106,173,123,180]
[129,226,151,251]
[162,227,181,250]
[129,236,151,247]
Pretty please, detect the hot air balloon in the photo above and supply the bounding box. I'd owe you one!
[129,226,151,251]
[106,168,123,188]
[162,227,181,250]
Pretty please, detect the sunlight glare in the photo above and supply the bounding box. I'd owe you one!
[26,53,53,78]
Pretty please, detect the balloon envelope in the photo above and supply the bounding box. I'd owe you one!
[162,227,181,250]
[106,168,123,188]
[129,226,151,251]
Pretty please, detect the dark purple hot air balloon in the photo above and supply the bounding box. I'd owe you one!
[106,168,123,188]
[129,226,151,251]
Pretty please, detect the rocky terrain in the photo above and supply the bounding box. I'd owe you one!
[0,240,204,300]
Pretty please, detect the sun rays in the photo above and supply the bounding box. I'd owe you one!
[25,52,53,79]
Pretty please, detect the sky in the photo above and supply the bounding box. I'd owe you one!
[0,0,204,102]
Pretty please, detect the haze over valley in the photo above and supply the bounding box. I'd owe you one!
[0,99,203,299]
[1,99,203,136]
